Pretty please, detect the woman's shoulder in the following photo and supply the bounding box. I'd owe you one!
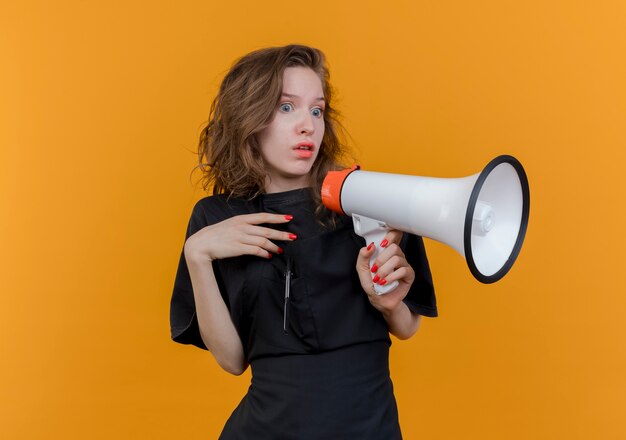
[192,193,258,223]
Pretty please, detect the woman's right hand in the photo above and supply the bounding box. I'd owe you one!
[184,213,296,263]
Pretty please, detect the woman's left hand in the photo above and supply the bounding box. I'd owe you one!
[356,230,416,315]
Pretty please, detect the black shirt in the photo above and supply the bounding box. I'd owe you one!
[170,188,437,362]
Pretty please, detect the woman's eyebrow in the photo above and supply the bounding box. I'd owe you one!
[281,92,325,102]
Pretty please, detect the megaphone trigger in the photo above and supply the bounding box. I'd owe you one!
[352,214,401,295]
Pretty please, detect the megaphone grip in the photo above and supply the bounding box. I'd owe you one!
[352,214,400,295]
[373,278,400,295]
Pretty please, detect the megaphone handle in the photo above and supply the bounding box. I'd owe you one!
[369,240,400,295]
[351,214,400,295]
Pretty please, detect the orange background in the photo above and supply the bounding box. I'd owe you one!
[2,1,624,438]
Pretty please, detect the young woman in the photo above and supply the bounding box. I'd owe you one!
[170,44,437,439]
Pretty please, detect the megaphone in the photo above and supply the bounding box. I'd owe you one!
[321,155,530,294]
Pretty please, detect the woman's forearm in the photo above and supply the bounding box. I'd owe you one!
[382,302,421,340]
[185,252,247,375]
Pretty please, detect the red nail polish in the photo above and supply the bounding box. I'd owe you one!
[267,253,273,259]
[380,279,387,286]
[380,239,389,248]
[373,274,380,283]
[284,215,293,220]
[277,247,284,254]
[367,242,374,251]
[289,233,297,240]
[371,264,378,273]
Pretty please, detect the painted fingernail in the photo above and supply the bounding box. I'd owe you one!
[288,233,297,240]
[267,253,273,259]
[380,279,387,286]
[380,239,389,248]
[373,274,380,283]
[277,247,284,254]
[367,242,374,251]
[285,215,293,220]
[371,264,378,273]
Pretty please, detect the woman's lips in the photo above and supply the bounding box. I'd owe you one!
[295,149,313,158]
[294,141,314,159]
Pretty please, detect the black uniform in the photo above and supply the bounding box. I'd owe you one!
[170,188,437,439]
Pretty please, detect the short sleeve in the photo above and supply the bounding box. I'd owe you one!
[169,201,212,350]
[401,233,438,317]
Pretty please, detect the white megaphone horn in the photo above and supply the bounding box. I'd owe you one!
[321,155,530,294]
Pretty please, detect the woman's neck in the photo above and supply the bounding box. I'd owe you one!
[264,176,312,194]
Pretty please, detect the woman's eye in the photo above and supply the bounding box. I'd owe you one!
[279,103,294,113]
[311,108,323,118]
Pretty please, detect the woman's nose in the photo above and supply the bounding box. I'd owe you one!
[296,111,314,134]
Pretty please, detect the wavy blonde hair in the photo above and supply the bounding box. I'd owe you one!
[196,44,351,223]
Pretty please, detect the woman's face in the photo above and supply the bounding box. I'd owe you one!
[257,66,325,193]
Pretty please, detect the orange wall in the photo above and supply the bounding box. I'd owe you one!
[2,1,624,438]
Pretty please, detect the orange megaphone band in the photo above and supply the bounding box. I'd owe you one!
[321,165,360,215]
